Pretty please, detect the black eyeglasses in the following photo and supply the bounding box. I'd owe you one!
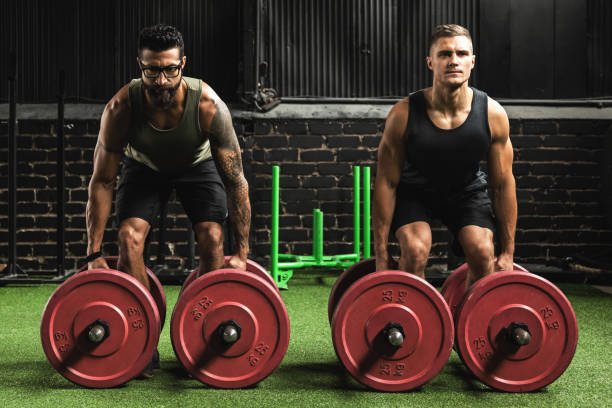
[139,63,182,79]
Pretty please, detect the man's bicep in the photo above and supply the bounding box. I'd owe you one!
[208,100,240,151]
[377,111,406,187]
[378,138,404,184]
[487,99,513,181]
[488,98,510,145]
[91,98,130,183]
[207,103,245,185]
[488,136,514,187]
[98,89,131,152]
[91,144,121,185]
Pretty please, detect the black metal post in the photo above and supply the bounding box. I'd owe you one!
[244,135,255,258]
[240,0,261,101]
[187,224,195,270]
[56,71,66,277]
[2,52,25,277]
[156,201,167,265]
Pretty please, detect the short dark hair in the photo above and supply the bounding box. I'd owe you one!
[138,24,184,57]
[429,24,472,55]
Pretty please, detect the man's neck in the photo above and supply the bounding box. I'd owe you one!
[429,83,471,115]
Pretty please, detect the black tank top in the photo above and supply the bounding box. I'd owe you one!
[400,87,491,192]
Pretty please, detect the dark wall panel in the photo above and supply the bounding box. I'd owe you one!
[510,0,555,98]
[480,0,607,98]
[78,1,119,101]
[478,0,510,97]
[0,0,241,103]
[264,0,479,98]
[555,0,587,98]
[587,0,612,97]
[1,0,609,102]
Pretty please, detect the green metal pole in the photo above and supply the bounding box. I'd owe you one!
[363,166,371,259]
[271,166,280,283]
[312,208,319,258]
[315,209,324,262]
[353,166,360,258]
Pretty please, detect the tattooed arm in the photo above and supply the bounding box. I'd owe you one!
[86,85,130,269]
[200,87,251,268]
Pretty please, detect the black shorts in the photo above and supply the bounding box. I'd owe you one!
[390,183,496,252]
[116,157,228,226]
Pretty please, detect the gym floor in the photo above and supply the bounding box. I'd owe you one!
[1,274,610,408]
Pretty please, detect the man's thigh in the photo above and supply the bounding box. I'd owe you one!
[441,186,495,256]
[391,184,434,235]
[173,158,228,225]
[116,158,172,225]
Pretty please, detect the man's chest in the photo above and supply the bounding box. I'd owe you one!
[145,107,185,130]
[426,108,471,130]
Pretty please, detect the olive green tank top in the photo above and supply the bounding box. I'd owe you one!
[125,76,211,173]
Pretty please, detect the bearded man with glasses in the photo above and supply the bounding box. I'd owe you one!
[85,24,251,378]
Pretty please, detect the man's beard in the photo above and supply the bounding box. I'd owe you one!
[143,76,182,110]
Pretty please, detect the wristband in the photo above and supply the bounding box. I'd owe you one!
[84,251,103,265]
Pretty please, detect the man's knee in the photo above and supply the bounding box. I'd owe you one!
[396,230,431,265]
[464,236,494,264]
[403,240,430,264]
[118,225,146,256]
[196,223,224,249]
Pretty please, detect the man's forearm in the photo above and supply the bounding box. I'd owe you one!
[373,184,397,261]
[492,180,517,255]
[226,177,251,258]
[86,182,114,254]
[373,207,391,258]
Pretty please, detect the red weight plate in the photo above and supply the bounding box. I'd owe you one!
[180,268,199,297]
[78,256,166,329]
[331,270,454,392]
[179,257,279,298]
[441,262,529,319]
[171,269,290,388]
[328,258,376,324]
[241,258,280,294]
[440,263,469,319]
[145,268,167,330]
[455,271,578,392]
[40,270,160,388]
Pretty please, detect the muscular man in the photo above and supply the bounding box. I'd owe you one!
[373,24,516,288]
[85,24,251,375]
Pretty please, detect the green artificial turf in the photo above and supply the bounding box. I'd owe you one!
[0,277,610,408]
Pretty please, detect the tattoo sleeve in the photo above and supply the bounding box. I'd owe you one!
[208,100,251,257]
[97,140,124,154]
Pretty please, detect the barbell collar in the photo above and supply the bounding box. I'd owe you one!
[218,320,242,344]
[86,319,110,344]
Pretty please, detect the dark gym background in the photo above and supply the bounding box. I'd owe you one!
[1,0,611,280]
[1,0,610,101]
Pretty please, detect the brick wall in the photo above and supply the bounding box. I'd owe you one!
[1,112,611,273]
[0,119,206,272]
[244,117,612,268]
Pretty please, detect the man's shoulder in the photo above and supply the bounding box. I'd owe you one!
[388,96,410,119]
[195,80,226,110]
[484,94,509,141]
[384,97,411,138]
[485,95,508,121]
[195,80,233,134]
[105,83,132,117]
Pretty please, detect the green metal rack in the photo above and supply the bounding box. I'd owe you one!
[269,165,371,289]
